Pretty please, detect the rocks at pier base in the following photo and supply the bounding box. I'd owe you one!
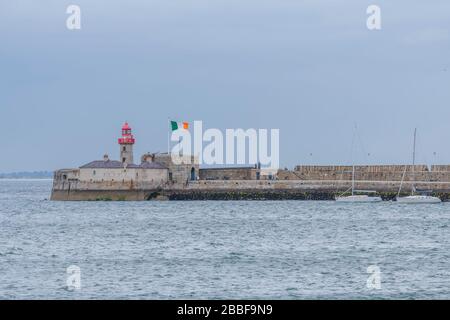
[165,190,336,200]
[165,190,448,201]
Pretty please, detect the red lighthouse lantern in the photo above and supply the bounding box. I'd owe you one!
[118,122,135,164]
[118,122,135,145]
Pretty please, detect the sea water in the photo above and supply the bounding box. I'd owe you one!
[1,179,450,299]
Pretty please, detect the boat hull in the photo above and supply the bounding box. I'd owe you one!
[396,196,441,203]
[335,195,382,203]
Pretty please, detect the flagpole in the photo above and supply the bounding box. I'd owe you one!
[167,117,170,155]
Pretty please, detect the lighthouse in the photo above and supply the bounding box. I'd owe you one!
[118,122,135,165]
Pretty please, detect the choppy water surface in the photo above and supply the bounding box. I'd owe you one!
[1,179,450,299]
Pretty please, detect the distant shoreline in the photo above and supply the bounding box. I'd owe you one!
[0,171,53,179]
[0,178,53,181]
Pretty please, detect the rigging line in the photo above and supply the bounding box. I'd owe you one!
[356,126,369,163]
[397,165,407,198]
[335,167,345,193]
[350,124,358,195]
[415,132,429,169]
[338,185,353,197]
[350,124,357,165]
[337,125,356,194]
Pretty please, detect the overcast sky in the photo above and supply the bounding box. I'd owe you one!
[1,0,449,172]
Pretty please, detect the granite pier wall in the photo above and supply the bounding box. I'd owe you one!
[50,179,450,201]
[51,164,450,201]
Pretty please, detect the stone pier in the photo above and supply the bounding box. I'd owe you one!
[51,179,450,201]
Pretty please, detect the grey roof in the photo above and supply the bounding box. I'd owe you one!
[80,160,167,169]
[80,160,124,169]
[199,166,255,170]
[137,161,167,169]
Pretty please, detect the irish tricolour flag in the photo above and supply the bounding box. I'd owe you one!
[170,120,189,131]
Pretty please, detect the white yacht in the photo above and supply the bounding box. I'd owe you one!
[395,129,441,204]
[396,194,441,204]
[336,194,382,203]
[335,168,382,203]
[335,125,382,203]
[335,124,382,203]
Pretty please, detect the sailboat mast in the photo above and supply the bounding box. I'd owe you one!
[351,123,356,196]
[411,128,417,195]
[413,128,416,167]
[351,164,355,196]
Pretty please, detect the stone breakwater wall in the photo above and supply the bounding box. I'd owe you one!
[280,165,450,182]
[163,180,450,201]
[51,179,450,201]
[51,164,450,201]
[199,167,259,180]
[50,178,166,201]
[51,179,166,191]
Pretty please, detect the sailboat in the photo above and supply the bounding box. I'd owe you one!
[335,125,382,203]
[335,164,382,202]
[396,128,441,204]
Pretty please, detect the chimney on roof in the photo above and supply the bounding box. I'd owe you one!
[141,153,155,164]
[103,154,109,162]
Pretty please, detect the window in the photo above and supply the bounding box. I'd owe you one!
[123,146,126,152]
